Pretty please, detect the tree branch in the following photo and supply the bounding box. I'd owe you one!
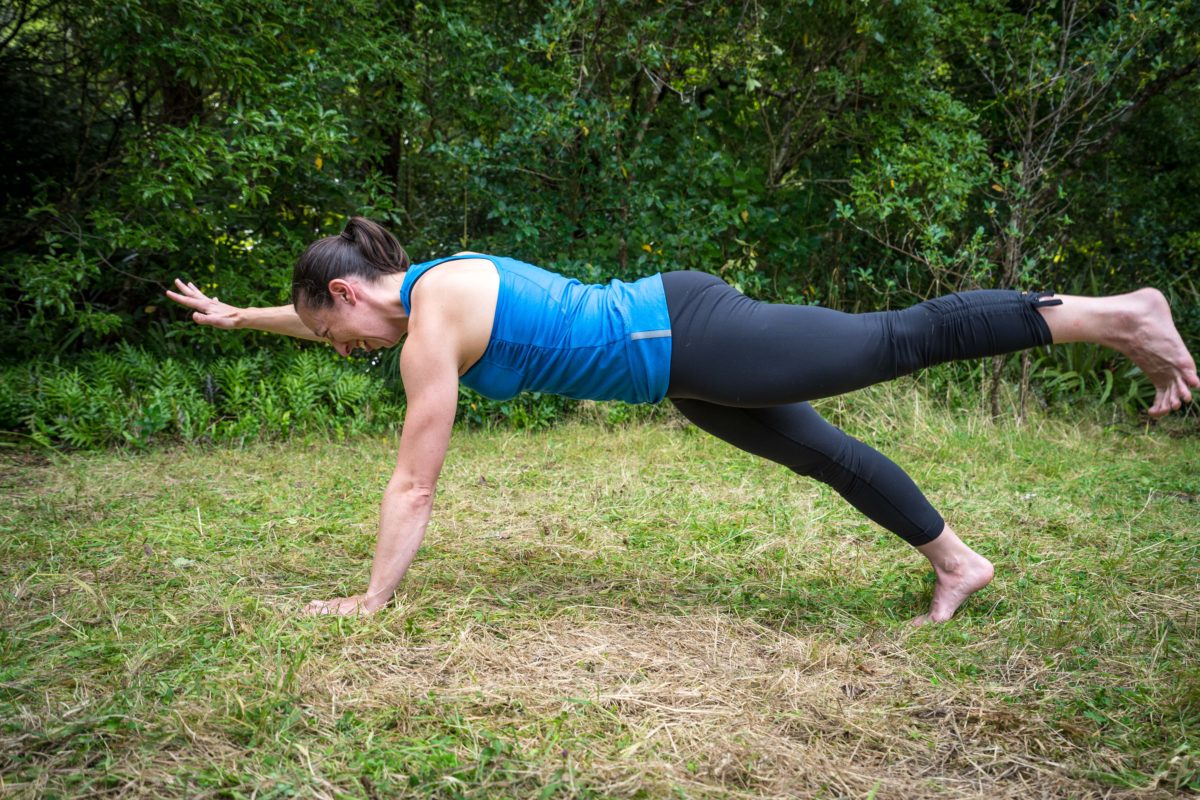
[1066,57,1200,173]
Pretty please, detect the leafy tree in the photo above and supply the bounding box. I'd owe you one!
[1,0,1196,421]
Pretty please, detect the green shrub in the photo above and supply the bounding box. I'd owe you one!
[3,327,1174,452]
[1,346,629,450]
[456,386,578,431]
[2,346,408,450]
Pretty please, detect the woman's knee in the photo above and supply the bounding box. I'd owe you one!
[788,438,860,493]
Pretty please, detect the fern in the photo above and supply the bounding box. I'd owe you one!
[4,344,555,449]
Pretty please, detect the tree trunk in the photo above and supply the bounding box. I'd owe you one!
[1017,350,1032,424]
[159,74,204,127]
[990,204,1028,419]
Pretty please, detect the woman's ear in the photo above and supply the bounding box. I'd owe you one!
[328,278,356,305]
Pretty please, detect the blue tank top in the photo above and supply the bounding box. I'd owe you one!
[399,254,672,404]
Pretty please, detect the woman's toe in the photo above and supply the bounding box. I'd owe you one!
[1177,376,1193,404]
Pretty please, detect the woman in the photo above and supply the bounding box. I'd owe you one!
[166,217,1198,624]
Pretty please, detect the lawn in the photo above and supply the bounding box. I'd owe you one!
[2,389,1197,798]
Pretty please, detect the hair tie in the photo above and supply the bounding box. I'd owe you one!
[339,228,354,242]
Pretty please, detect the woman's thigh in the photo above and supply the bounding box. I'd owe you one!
[662,271,1053,407]
[670,396,849,471]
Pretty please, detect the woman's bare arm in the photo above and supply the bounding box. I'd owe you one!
[165,279,324,341]
[302,313,460,615]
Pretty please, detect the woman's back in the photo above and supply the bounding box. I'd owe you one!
[403,254,673,404]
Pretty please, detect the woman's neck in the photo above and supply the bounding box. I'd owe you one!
[370,271,410,324]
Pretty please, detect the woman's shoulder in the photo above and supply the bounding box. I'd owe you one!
[412,251,492,267]
[407,253,501,284]
[411,256,501,295]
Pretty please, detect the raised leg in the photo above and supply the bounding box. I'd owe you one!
[664,272,1198,416]
[667,279,1062,406]
[1035,289,1198,417]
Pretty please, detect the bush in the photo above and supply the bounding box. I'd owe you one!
[0,345,675,450]
[456,386,578,431]
[2,345,407,450]
[2,330,1173,453]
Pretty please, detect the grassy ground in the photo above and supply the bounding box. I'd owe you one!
[2,386,1198,798]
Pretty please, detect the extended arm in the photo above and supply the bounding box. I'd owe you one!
[165,279,324,341]
[303,324,460,615]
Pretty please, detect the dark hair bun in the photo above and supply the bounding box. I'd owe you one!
[291,217,411,309]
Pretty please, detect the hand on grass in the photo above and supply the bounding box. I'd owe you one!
[165,279,242,329]
[303,594,384,616]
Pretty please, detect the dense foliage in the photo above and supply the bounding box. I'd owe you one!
[2,0,1198,442]
[0,346,406,448]
[0,345,615,447]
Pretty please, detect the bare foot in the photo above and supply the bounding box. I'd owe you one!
[912,528,995,626]
[1110,289,1199,417]
[911,552,994,625]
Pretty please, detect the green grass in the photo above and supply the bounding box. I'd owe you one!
[2,386,1198,798]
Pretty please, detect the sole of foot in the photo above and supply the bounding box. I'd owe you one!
[1114,288,1199,417]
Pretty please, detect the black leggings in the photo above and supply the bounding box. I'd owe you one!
[662,270,1060,546]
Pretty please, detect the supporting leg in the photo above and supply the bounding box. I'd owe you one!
[671,399,945,545]
[671,398,993,622]
[912,524,995,626]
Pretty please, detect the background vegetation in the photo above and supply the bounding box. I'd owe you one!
[2,0,1199,444]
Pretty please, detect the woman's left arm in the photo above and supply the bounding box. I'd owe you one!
[303,325,461,616]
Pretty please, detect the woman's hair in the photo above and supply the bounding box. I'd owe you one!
[291,216,411,309]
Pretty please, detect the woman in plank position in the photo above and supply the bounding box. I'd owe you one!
[166,217,1198,624]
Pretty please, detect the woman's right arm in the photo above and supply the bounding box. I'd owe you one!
[165,279,324,341]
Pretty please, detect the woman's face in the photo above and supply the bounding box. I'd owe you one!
[298,279,407,356]
[303,305,396,356]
